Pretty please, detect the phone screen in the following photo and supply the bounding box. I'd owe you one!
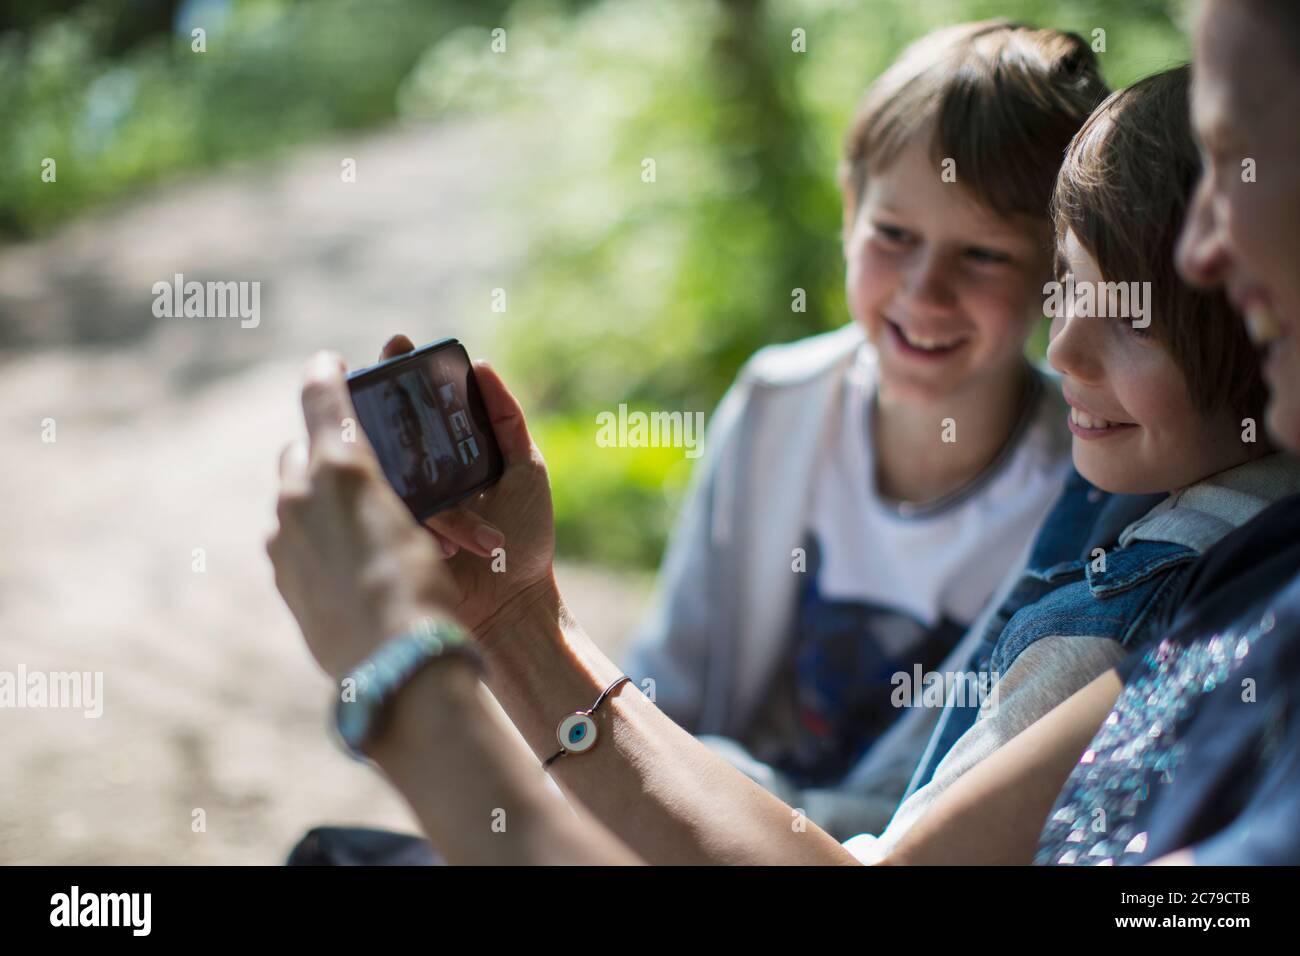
[347,340,504,520]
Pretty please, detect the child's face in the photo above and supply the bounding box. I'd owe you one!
[1179,0,1300,452]
[844,137,1051,406]
[1048,230,1250,494]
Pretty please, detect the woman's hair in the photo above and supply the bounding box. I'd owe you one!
[1052,65,1268,426]
[839,20,1109,225]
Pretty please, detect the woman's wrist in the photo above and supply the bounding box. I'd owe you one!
[471,571,566,657]
[372,650,643,865]
[476,582,628,765]
[366,652,484,769]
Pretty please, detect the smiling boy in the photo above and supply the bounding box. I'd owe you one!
[621,22,1109,837]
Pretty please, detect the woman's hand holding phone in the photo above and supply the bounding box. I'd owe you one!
[267,352,462,679]
[376,335,560,653]
[268,336,560,680]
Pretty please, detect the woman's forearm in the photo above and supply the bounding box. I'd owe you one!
[369,657,642,865]
[475,574,858,865]
[886,669,1122,865]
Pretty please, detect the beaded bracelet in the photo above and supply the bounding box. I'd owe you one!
[543,676,632,769]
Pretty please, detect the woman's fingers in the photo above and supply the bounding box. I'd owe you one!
[379,334,416,363]
[472,360,534,466]
[429,528,460,559]
[424,505,506,559]
[278,439,310,495]
[300,351,366,467]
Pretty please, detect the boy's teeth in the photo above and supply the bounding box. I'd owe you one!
[901,327,961,350]
[1071,407,1116,430]
[1244,303,1283,346]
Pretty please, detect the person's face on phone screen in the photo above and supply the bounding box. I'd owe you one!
[352,346,502,517]
[391,406,417,449]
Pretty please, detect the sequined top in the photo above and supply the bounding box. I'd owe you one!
[1036,601,1286,865]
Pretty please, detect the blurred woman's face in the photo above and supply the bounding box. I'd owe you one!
[1178,0,1300,451]
[843,137,1051,407]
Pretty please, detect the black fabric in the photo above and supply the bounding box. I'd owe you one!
[286,826,443,866]
[1081,492,1167,560]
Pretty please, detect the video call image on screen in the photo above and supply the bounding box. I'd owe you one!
[351,352,488,511]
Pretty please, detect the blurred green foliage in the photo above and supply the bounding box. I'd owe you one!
[1,0,1191,567]
[533,412,696,567]
[0,0,517,235]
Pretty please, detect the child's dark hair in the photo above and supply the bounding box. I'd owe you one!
[839,20,1109,228]
[1052,65,1269,427]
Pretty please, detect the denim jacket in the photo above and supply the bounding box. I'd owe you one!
[987,485,1193,678]
[908,472,1199,793]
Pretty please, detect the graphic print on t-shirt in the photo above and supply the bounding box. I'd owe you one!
[768,533,965,786]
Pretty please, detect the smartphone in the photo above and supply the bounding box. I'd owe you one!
[346,338,504,521]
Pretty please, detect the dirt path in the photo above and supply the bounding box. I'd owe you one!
[0,120,652,864]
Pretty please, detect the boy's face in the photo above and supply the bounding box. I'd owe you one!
[844,138,1051,406]
[1179,0,1300,452]
[1048,230,1250,494]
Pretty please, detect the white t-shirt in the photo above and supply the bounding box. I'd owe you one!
[817,348,1061,626]
[745,345,1072,785]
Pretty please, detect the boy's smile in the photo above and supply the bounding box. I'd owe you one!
[882,318,969,359]
[1062,388,1136,440]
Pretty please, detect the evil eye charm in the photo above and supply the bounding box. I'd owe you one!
[557,712,598,754]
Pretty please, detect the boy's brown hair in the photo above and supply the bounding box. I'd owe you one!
[1052,65,1268,425]
[839,20,1109,230]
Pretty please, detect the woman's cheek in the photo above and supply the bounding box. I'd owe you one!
[1237,181,1300,301]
